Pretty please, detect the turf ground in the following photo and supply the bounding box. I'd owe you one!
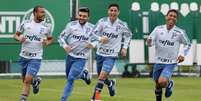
[0,77,201,101]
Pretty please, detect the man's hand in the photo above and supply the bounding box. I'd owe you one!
[85,42,94,49]
[42,37,53,46]
[177,55,185,63]
[19,35,27,43]
[100,36,109,44]
[121,48,127,61]
[64,45,72,54]
[42,39,51,46]
[42,39,48,46]
[146,37,152,47]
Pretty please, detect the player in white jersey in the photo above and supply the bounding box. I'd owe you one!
[91,4,132,101]
[13,5,53,101]
[147,9,191,101]
[58,7,96,101]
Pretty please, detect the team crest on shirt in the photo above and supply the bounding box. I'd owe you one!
[40,28,45,34]
[85,28,90,34]
[160,32,164,35]
[171,32,177,39]
[116,25,121,32]
[23,8,54,33]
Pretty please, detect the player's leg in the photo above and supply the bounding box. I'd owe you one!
[19,57,28,82]
[65,55,73,78]
[153,64,163,101]
[95,54,113,91]
[30,59,42,95]
[61,57,86,101]
[159,64,176,98]
[91,54,104,101]
[96,54,104,75]
[19,57,41,101]
[103,57,116,97]
[91,71,108,101]
[19,57,29,101]
[61,55,73,101]
[92,57,116,100]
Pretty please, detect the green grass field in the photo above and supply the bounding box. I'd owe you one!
[0,77,201,101]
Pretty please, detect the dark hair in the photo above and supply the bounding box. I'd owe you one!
[33,5,44,15]
[79,7,90,16]
[108,3,120,10]
[166,9,178,16]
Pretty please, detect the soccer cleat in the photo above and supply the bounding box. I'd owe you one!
[32,76,42,94]
[20,96,27,101]
[83,69,91,85]
[91,90,102,101]
[108,79,116,96]
[20,94,27,101]
[165,80,174,98]
[93,90,101,101]
[20,98,26,101]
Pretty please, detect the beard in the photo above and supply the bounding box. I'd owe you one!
[79,20,87,25]
[37,16,45,22]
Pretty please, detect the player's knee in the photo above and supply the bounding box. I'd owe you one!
[158,80,168,88]
[23,79,32,85]
[98,72,108,80]
[158,77,168,87]
[68,76,75,81]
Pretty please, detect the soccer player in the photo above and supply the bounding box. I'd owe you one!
[147,9,191,101]
[90,3,132,101]
[58,7,95,101]
[13,5,53,101]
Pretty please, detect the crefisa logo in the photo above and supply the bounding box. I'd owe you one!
[23,8,55,33]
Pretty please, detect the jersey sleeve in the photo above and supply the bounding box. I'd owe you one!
[180,30,191,56]
[148,27,158,46]
[91,19,104,41]
[58,23,71,48]
[46,24,53,37]
[122,23,132,49]
[16,20,25,33]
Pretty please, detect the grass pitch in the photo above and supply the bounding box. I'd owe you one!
[0,77,201,101]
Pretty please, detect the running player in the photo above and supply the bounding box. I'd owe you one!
[90,3,132,101]
[147,9,191,101]
[14,5,53,101]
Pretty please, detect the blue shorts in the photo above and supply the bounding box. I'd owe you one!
[96,54,116,74]
[65,55,86,80]
[19,56,41,77]
[153,63,176,81]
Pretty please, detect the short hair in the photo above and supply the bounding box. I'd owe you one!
[33,5,44,15]
[166,9,178,16]
[108,3,120,10]
[79,7,90,16]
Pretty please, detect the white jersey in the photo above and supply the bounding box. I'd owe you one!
[92,17,132,57]
[17,20,52,59]
[148,25,191,64]
[58,20,94,59]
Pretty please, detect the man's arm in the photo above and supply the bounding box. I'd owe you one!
[177,30,191,63]
[121,23,132,58]
[147,27,157,47]
[43,24,54,46]
[58,23,72,53]
[14,21,27,43]
[43,36,53,46]
[13,31,27,43]
[91,19,108,44]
